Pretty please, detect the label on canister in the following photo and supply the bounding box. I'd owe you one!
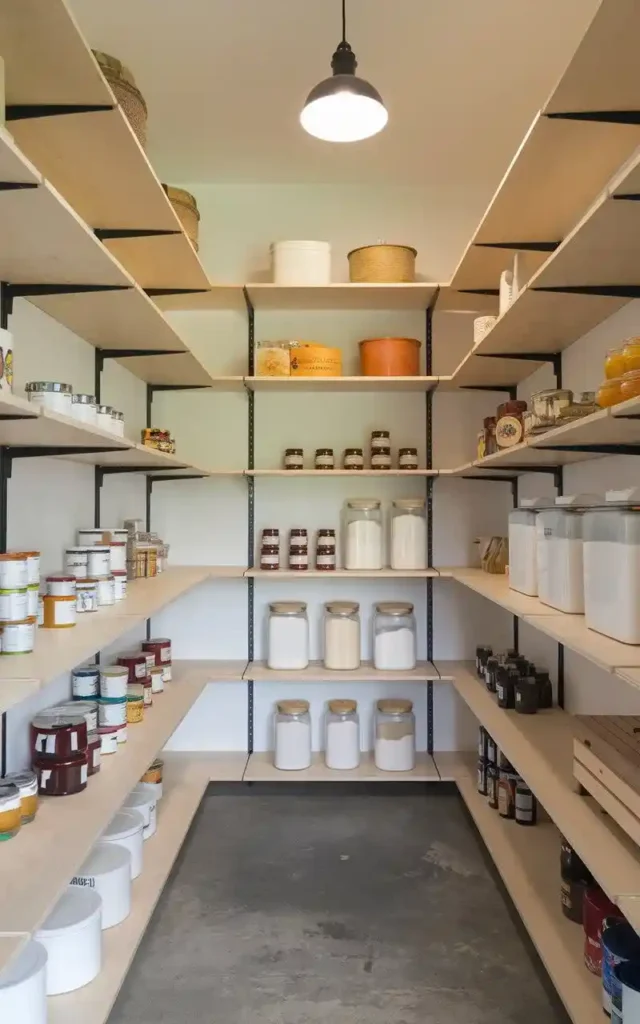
[0,587,28,622]
[72,668,99,698]
[87,548,110,576]
[1,619,35,654]
[98,699,127,727]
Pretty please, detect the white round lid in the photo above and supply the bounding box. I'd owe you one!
[77,841,131,878]
[129,784,156,807]
[123,789,153,814]
[0,940,47,989]
[103,808,144,841]
[38,886,102,937]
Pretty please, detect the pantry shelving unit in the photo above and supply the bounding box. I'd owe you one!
[243,751,441,782]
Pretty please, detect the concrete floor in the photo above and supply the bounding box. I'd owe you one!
[109,785,564,1024]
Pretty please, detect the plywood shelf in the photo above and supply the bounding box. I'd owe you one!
[247,568,446,579]
[247,468,438,477]
[243,751,440,782]
[437,662,640,928]
[244,660,443,682]
[441,567,559,617]
[434,752,602,1024]
[245,376,441,393]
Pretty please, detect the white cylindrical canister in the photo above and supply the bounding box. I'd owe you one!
[97,699,126,728]
[65,547,89,578]
[109,542,126,572]
[0,940,47,1024]
[123,786,157,840]
[70,842,132,929]
[86,547,110,577]
[0,587,28,622]
[271,240,331,285]
[102,809,144,879]
[35,887,102,995]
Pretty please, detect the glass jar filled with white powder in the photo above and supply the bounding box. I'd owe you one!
[323,601,361,670]
[325,699,360,770]
[374,698,415,771]
[274,699,311,770]
[390,498,427,569]
[343,498,382,569]
[267,601,309,670]
[373,602,416,671]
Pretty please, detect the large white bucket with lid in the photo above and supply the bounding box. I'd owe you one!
[70,842,131,929]
[123,786,157,840]
[271,240,331,285]
[0,940,47,1023]
[35,887,101,994]
[102,808,144,879]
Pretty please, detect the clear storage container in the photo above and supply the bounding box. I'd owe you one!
[373,602,416,671]
[323,601,360,671]
[325,699,360,770]
[343,498,382,570]
[267,601,309,670]
[536,495,599,613]
[508,497,553,597]
[390,498,427,569]
[274,699,311,770]
[583,489,640,643]
[374,698,415,771]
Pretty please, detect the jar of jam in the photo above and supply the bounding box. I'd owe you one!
[284,448,304,470]
[317,528,336,549]
[486,765,498,808]
[515,782,536,826]
[560,837,593,923]
[289,545,308,570]
[0,782,21,839]
[371,430,391,455]
[398,447,418,470]
[315,545,336,570]
[496,401,528,449]
[290,528,307,546]
[262,528,279,543]
[343,448,364,470]
[260,544,279,570]
[315,448,334,470]
[371,449,392,470]
[497,771,517,818]
[483,417,497,456]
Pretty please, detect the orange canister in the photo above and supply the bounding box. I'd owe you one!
[290,344,342,377]
[597,377,624,408]
[359,337,421,377]
[622,337,640,373]
[620,369,640,402]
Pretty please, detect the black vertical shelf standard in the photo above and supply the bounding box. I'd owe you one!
[425,302,434,755]
[244,288,255,754]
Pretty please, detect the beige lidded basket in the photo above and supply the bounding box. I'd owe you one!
[93,50,148,150]
[348,243,417,283]
[163,186,200,251]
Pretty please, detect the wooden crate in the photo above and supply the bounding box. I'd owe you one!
[573,715,640,848]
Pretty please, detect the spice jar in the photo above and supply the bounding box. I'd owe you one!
[76,578,99,613]
[127,696,144,723]
[3,770,38,823]
[96,575,115,606]
[46,574,76,598]
[374,699,415,772]
[97,404,114,431]
[497,770,517,818]
[0,585,28,623]
[318,528,335,549]
[496,400,528,449]
[343,448,364,470]
[315,448,334,470]
[477,757,488,795]
[476,646,493,678]
[288,544,308,570]
[150,666,164,693]
[371,430,391,456]
[496,667,517,709]
[260,537,280,570]
[324,601,360,670]
[71,393,97,424]
[274,700,311,770]
[0,554,28,589]
[487,765,499,808]
[398,447,418,470]
[515,782,537,826]
[0,782,21,839]
[113,570,127,601]
[25,380,73,415]
[43,594,76,629]
[283,448,304,470]
[483,417,497,456]
[485,656,499,693]
[325,700,360,770]
[315,544,335,571]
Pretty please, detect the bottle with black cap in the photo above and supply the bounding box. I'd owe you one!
[514,676,539,714]
[496,666,517,709]
[535,670,553,709]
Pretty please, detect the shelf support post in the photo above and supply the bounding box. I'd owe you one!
[244,287,255,755]
[426,301,435,755]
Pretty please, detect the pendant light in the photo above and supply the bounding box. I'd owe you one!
[300,0,388,143]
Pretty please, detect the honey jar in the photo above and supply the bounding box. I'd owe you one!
[597,377,624,408]
[3,770,38,824]
[605,347,626,380]
[620,369,640,403]
[0,782,22,839]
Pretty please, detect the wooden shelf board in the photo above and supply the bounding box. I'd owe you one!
[244,660,442,682]
[434,752,602,1024]
[247,568,444,579]
[0,673,209,966]
[446,567,559,617]
[437,661,640,921]
[448,346,547,389]
[615,667,640,691]
[245,282,440,311]
[244,751,440,782]
[172,659,248,683]
[612,395,640,421]
[155,286,247,313]
[0,125,41,185]
[247,468,438,477]
[113,355,233,388]
[245,376,441,393]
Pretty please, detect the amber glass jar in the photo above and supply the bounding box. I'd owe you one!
[620,369,640,402]
[622,338,640,373]
[605,347,626,380]
[597,377,625,408]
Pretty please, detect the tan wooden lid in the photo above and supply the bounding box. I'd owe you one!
[163,185,200,215]
[269,601,307,615]
[345,498,381,510]
[377,698,413,714]
[329,699,357,714]
[375,601,414,616]
[325,601,359,615]
[277,699,309,715]
[348,244,417,257]
[392,498,425,509]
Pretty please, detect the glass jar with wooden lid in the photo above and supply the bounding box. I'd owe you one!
[325,700,360,770]
[274,699,311,770]
[374,699,415,772]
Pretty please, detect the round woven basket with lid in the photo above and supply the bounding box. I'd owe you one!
[93,50,148,150]
[348,244,417,283]
[163,186,201,251]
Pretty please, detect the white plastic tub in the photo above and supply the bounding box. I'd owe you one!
[35,886,101,995]
[271,240,331,285]
[123,786,157,840]
[536,495,599,613]
[102,809,144,879]
[0,940,47,1023]
[70,842,131,929]
[584,489,640,644]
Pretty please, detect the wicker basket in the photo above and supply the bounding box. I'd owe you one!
[348,244,417,283]
[163,185,200,251]
[93,50,148,150]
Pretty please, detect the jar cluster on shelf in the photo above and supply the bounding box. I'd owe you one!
[598,337,640,407]
[509,488,640,643]
[141,426,176,455]
[477,389,597,457]
[25,380,125,435]
[267,600,417,672]
[476,646,552,715]
[260,527,336,572]
[273,697,416,772]
[283,430,419,471]
[476,727,537,825]
[256,332,421,380]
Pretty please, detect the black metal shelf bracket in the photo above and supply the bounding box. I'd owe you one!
[144,287,210,298]
[8,283,130,298]
[6,104,113,121]
[546,110,640,125]
[8,445,123,460]
[425,302,436,754]
[457,287,500,296]
[0,182,38,192]
[534,285,640,299]
[613,194,640,202]
[475,240,559,253]
[536,443,640,455]
[244,285,255,755]
[460,384,519,400]
[94,228,181,241]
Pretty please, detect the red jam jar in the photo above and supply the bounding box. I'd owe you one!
[87,732,101,775]
[34,750,89,796]
[142,637,172,666]
[117,652,148,683]
[30,713,88,760]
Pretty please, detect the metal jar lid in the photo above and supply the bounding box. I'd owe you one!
[3,769,37,796]
[72,394,97,405]
[269,601,307,615]
[392,498,425,510]
[325,600,359,616]
[375,601,414,616]
[277,699,309,715]
[377,698,413,714]
[345,498,381,510]
[32,712,85,730]
[97,405,114,414]
[111,410,125,421]
[25,381,72,394]
[328,699,357,714]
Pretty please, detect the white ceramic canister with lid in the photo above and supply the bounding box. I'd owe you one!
[102,809,144,879]
[112,570,127,601]
[271,240,331,285]
[96,404,114,432]
[65,547,89,578]
[70,394,97,425]
[123,785,157,840]
[96,575,115,606]
[1,618,35,654]
[86,546,110,578]
[35,886,102,995]
[70,842,132,929]
[25,381,73,416]
[0,939,47,1024]
[0,554,28,589]
[108,541,127,573]
[0,586,28,622]
[110,410,125,436]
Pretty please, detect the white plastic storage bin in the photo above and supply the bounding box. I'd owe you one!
[536,495,599,613]
[124,785,157,840]
[508,498,553,597]
[583,489,640,643]
[102,809,144,879]
[35,886,102,995]
[0,940,47,1024]
[271,240,331,285]
[70,842,132,929]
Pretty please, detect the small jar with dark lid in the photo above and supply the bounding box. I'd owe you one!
[514,676,538,714]
[317,528,335,550]
[3,770,38,823]
[496,667,516,709]
[535,671,553,709]
[476,646,492,678]
[398,447,418,470]
[486,765,499,808]
[283,448,304,470]
[515,782,537,826]
[290,528,308,545]
[288,545,308,570]
[484,656,499,692]
[371,431,391,470]
[343,448,364,470]
[315,544,335,571]
[260,544,280,571]
[262,528,279,543]
[315,448,334,470]
[498,771,517,819]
